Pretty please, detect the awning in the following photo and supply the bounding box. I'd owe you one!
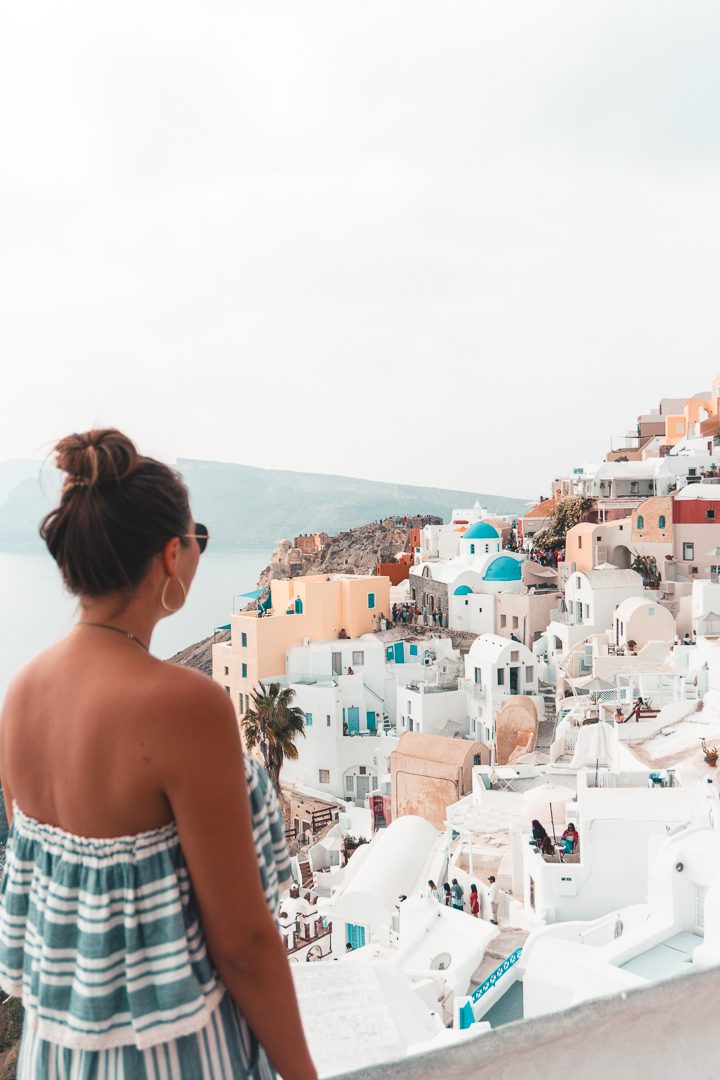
[215,623,231,631]
[239,588,265,600]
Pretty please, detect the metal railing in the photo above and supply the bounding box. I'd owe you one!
[458,678,484,700]
[471,947,523,1004]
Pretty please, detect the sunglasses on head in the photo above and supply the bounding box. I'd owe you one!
[183,522,209,554]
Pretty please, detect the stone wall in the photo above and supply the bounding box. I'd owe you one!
[408,571,449,622]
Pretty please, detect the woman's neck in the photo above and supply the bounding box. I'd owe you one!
[76,594,159,651]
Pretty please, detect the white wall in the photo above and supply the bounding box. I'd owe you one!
[449,591,495,634]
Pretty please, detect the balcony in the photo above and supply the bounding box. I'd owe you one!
[458,678,484,700]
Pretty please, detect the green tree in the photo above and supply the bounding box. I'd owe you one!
[242,682,306,792]
[533,496,596,552]
[631,552,661,588]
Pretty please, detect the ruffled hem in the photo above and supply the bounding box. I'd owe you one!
[12,983,227,1052]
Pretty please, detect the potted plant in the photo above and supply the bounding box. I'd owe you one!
[701,738,719,766]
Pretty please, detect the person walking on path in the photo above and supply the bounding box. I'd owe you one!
[487,876,500,924]
[469,884,480,917]
[443,883,452,906]
[428,880,441,903]
[0,429,316,1080]
[450,879,464,910]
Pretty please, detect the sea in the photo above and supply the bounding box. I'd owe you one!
[0,548,272,699]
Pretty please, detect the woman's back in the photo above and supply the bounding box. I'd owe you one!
[0,428,316,1080]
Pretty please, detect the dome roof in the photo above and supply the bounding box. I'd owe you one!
[464,521,499,540]
[483,555,522,582]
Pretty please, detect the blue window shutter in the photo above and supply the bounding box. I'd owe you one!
[241,632,247,647]
[305,712,313,727]
[241,662,247,678]
[368,592,376,609]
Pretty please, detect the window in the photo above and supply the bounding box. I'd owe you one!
[474,667,482,686]
[345,775,354,793]
[224,666,229,676]
[630,481,639,494]
[326,714,331,727]
[637,515,644,530]
[648,607,655,616]
[367,593,376,609]
[578,536,582,549]
[352,650,365,666]
[470,543,475,554]
[525,666,534,682]
[512,617,519,629]
[684,543,695,561]
[407,700,412,716]
[689,467,697,476]
[305,712,313,727]
[319,769,330,784]
[225,686,231,695]
[241,662,247,678]
[676,421,685,434]
[511,651,519,662]
[500,614,507,628]
[497,669,505,686]
[241,632,247,647]
[691,566,699,575]
[707,509,716,520]
[359,766,366,775]
[409,644,418,656]
[659,515,666,529]
[711,565,720,575]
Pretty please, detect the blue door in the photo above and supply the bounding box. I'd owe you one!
[367,711,377,732]
[347,707,360,734]
[346,923,366,949]
[394,642,404,664]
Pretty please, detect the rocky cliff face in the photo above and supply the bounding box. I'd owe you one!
[169,516,440,673]
[258,515,440,587]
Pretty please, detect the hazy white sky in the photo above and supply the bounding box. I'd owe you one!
[1,1,719,498]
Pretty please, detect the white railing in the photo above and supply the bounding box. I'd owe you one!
[459,678,484,701]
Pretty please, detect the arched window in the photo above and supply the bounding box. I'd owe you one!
[659,515,666,529]
[637,515,644,530]
[470,543,475,554]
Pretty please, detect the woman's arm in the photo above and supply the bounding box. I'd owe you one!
[160,671,316,1080]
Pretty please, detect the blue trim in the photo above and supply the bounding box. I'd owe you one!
[367,711,377,731]
[241,662,247,678]
[458,1001,475,1030]
[409,644,418,656]
[305,712,313,727]
[346,923,366,949]
[347,707,360,734]
[368,593,376,609]
[454,585,473,596]
[471,948,523,1004]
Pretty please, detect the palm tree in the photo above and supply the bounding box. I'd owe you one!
[242,682,306,792]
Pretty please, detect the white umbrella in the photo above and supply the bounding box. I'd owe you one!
[571,721,616,770]
[575,676,615,693]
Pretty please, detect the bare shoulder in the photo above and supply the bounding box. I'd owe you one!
[150,661,238,734]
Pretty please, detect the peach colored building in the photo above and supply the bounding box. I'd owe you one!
[390,732,488,830]
[494,696,538,765]
[212,573,391,719]
[565,518,634,572]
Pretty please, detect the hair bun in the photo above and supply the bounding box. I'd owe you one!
[55,429,140,489]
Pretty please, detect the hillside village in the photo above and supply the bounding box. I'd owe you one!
[182,374,720,1073]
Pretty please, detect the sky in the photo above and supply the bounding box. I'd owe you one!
[1,1,719,500]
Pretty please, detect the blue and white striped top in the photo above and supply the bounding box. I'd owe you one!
[0,756,291,1054]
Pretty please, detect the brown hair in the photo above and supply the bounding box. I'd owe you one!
[40,429,192,597]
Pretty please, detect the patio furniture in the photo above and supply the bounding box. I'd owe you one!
[494,766,521,791]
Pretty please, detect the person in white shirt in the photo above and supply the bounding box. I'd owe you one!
[427,879,441,903]
[487,875,499,925]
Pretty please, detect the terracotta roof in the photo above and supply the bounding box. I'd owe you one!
[393,731,480,766]
[523,498,558,519]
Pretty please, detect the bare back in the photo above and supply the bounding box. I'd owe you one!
[0,631,207,836]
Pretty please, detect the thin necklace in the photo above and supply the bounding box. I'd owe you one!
[79,622,150,652]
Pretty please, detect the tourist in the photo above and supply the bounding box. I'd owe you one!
[428,879,441,903]
[540,835,555,856]
[443,883,452,906]
[487,876,499,924]
[561,823,579,854]
[371,613,379,633]
[339,627,348,639]
[469,883,480,917]
[380,613,388,632]
[531,819,549,847]
[614,706,626,724]
[683,632,692,645]
[450,878,464,910]
[0,429,316,1079]
[437,609,443,628]
[346,942,354,952]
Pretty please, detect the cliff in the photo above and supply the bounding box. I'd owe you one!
[169,516,439,673]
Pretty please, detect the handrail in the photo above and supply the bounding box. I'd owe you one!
[471,947,523,1003]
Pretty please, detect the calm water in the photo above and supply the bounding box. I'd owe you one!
[0,548,272,698]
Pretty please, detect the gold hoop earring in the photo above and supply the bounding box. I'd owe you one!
[161,576,187,613]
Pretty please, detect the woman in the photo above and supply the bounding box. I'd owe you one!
[442,883,452,906]
[469,884,480,917]
[0,430,316,1079]
[561,823,580,854]
[427,879,441,903]
[531,819,549,846]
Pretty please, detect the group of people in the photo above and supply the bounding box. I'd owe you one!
[426,876,500,924]
[369,604,446,633]
[531,819,580,856]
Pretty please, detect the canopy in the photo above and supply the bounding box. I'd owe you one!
[522,783,575,814]
[238,588,265,600]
